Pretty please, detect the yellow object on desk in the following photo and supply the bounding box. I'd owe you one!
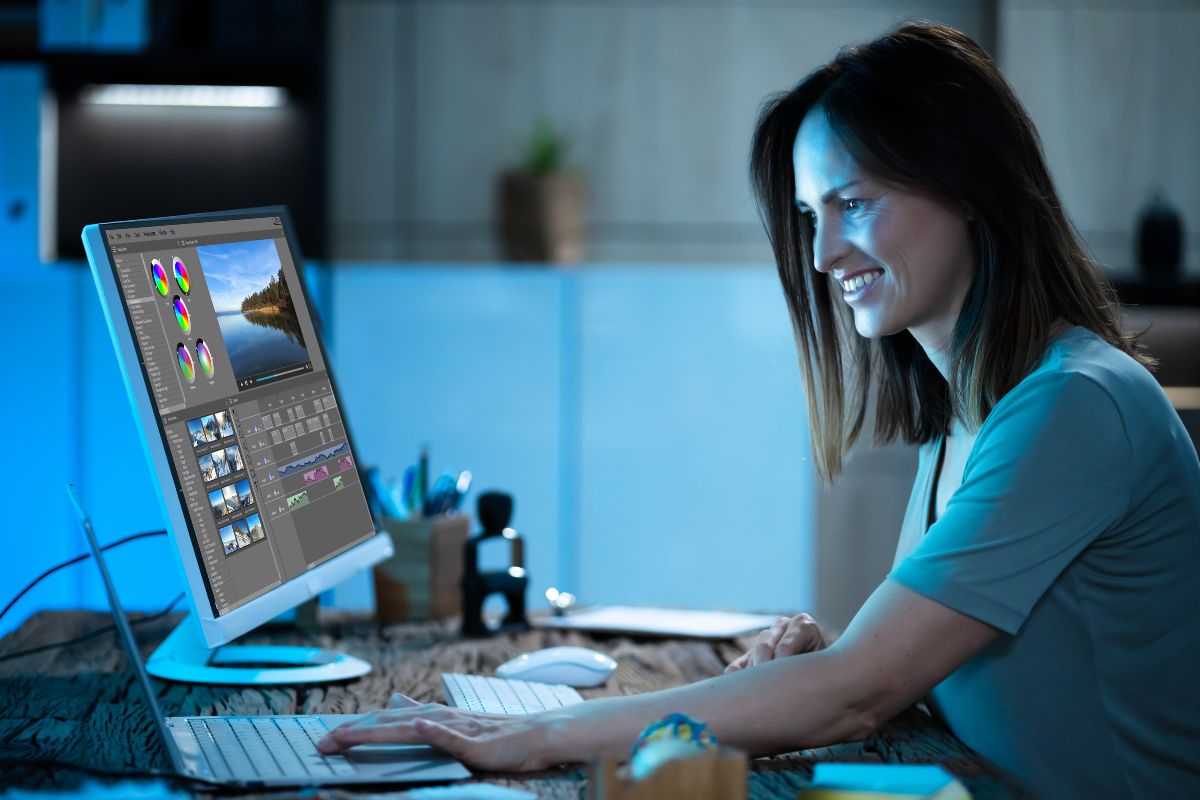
[374,513,469,622]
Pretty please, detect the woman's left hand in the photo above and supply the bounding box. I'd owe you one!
[316,693,559,773]
[724,612,829,673]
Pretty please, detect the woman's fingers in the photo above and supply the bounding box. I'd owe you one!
[317,712,545,773]
[724,652,749,674]
[774,613,826,658]
[747,617,789,666]
[726,613,829,672]
[413,719,469,758]
[388,692,420,709]
[318,703,510,754]
[318,721,421,752]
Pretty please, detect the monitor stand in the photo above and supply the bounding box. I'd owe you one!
[145,612,371,685]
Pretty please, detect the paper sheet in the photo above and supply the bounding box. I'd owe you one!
[534,605,779,638]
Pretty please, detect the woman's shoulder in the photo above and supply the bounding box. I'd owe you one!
[1038,325,1162,406]
[989,325,1171,442]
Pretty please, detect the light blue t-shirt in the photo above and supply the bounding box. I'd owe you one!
[889,326,1200,799]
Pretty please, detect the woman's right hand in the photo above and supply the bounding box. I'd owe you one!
[724,612,829,673]
[317,693,559,773]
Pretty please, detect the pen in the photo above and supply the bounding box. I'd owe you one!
[401,466,416,515]
[418,446,429,513]
[423,473,455,516]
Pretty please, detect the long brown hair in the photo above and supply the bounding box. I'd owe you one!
[750,21,1151,483]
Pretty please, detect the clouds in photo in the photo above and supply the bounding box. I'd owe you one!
[197,238,283,313]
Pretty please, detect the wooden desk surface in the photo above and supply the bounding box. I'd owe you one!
[0,611,1031,798]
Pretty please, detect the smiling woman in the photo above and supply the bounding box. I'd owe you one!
[314,23,1200,799]
[746,21,1200,798]
[751,24,1153,483]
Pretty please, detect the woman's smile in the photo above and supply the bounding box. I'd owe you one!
[836,268,885,302]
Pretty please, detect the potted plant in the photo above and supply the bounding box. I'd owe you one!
[496,118,586,263]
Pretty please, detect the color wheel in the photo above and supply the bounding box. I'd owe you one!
[177,344,195,383]
[196,338,215,378]
[173,295,191,333]
[173,257,190,294]
[151,259,169,295]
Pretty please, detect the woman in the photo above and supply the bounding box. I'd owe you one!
[319,22,1200,797]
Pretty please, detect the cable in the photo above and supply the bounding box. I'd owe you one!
[0,591,185,664]
[0,529,167,623]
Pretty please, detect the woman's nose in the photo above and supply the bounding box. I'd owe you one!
[812,219,852,274]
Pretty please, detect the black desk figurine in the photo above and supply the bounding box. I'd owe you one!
[461,491,530,636]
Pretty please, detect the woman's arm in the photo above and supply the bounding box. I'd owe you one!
[539,580,999,762]
[318,581,999,770]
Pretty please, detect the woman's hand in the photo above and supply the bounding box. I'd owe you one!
[724,613,829,673]
[316,693,558,773]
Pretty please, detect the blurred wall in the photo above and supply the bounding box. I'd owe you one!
[999,0,1200,277]
[328,0,1200,275]
[327,0,993,262]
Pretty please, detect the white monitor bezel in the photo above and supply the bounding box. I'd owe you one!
[82,207,392,648]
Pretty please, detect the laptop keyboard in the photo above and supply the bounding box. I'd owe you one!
[441,672,583,715]
[189,678,583,783]
[188,716,356,782]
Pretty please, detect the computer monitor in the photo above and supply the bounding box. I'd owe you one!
[82,206,393,685]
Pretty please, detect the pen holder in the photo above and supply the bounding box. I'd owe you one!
[374,513,470,623]
[589,748,747,800]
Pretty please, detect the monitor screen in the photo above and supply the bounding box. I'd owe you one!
[94,211,374,617]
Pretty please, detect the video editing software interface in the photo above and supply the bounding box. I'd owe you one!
[103,215,374,616]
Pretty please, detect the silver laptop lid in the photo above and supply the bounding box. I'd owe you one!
[65,484,187,774]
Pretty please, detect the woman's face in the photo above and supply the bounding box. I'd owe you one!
[792,108,975,353]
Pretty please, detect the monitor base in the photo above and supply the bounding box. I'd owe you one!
[146,612,371,685]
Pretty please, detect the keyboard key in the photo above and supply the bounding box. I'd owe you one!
[188,719,232,781]
[252,718,307,777]
[295,716,356,775]
[206,718,262,779]
[229,718,282,777]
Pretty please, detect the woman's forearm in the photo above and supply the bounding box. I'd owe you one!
[541,647,887,763]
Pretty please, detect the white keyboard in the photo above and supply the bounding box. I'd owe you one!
[441,673,583,715]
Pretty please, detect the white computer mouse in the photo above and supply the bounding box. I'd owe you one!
[495,645,618,688]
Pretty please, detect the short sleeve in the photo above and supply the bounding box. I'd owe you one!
[889,371,1133,635]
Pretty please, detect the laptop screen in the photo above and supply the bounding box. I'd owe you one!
[97,212,374,617]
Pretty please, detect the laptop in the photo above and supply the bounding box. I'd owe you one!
[67,483,471,788]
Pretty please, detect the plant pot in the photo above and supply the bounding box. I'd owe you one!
[496,171,585,263]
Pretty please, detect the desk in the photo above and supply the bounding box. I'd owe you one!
[0,611,1030,798]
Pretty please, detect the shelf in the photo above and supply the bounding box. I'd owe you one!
[1112,279,1200,308]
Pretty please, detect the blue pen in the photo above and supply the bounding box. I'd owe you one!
[401,466,416,514]
[418,446,429,512]
[425,473,456,516]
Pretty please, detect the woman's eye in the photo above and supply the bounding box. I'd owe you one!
[842,198,868,215]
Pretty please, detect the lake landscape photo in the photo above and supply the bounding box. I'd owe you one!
[196,238,310,381]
